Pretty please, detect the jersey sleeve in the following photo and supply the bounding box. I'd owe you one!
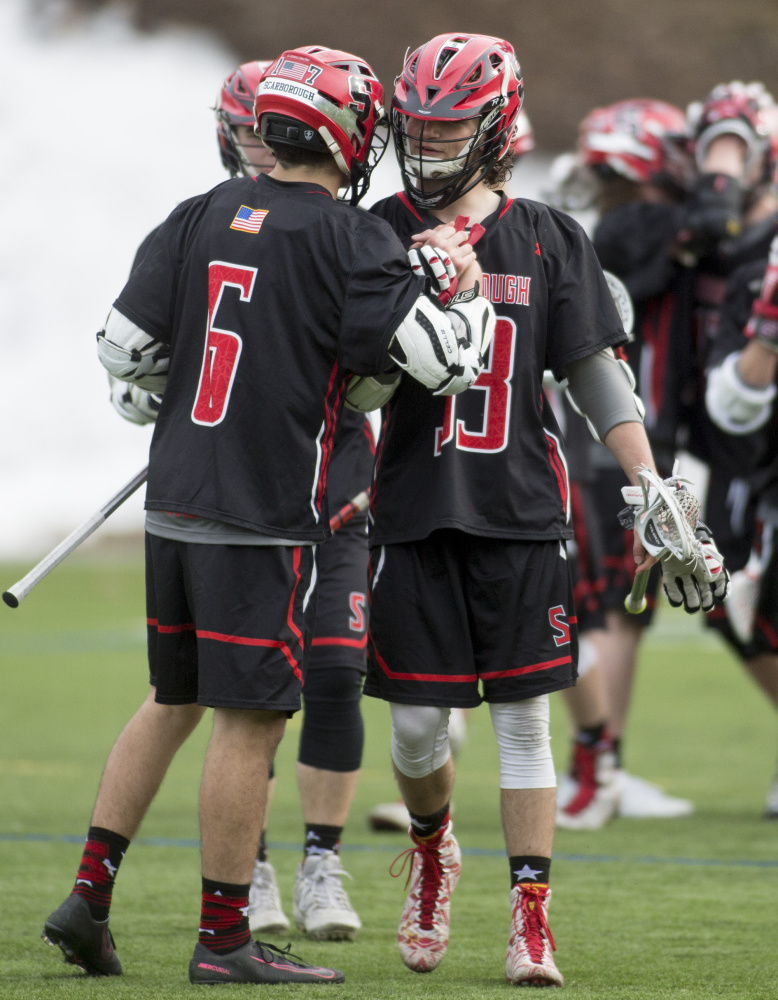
[593,202,684,302]
[707,259,762,369]
[113,195,204,344]
[338,216,424,375]
[545,222,628,380]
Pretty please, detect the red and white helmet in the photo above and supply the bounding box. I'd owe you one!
[392,33,524,208]
[578,99,692,190]
[216,61,272,176]
[757,102,778,187]
[254,46,388,204]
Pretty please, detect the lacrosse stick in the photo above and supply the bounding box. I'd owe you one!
[3,466,149,609]
[622,465,700,614]
[329,490,370,532]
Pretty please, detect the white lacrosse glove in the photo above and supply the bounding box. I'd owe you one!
[109,374,162,425]
[619,465,729,614]
[408,245,458,299]
[661,521,730,613]
[435,286,495,395]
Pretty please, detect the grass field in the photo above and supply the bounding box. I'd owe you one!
[1,555,777,999]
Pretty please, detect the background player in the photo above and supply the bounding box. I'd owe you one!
[364,32,721,988]
[41,45,490,985]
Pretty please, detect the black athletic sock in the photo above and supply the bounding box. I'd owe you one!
[304,823,342,857]
[199,878,251,954]
[509,855,551,888]
[409,803,450,840]
[71,826,130,922]
[576,722,609,747]
[256,829,268,863]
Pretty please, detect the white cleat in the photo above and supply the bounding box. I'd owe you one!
[293,852,361,941]
[395,822,461,973]
[505,882,564,987]
[556,741,620,831]
[617,771,694,818]
[248,860,290,935]
[369,800,412,832]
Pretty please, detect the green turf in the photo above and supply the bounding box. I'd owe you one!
[1,557,776,998]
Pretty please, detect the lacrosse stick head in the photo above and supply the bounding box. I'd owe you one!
[633,466,700,564]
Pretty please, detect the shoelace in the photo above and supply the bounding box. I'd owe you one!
[255,941,313,968]
[308,858,354,909]
[390,837,445,930]
[514,884,555,962]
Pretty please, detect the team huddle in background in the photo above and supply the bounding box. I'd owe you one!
[39,30,777,990]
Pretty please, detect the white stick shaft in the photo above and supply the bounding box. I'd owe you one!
[3,466,148,608]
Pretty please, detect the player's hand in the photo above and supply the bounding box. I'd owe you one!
[408,245,458,298]
[109,374,161,425]
[411,224,477,279]
[661,521,730,613]
[633,534,657,575]
[745,233,778,352]
[674,172,742,260]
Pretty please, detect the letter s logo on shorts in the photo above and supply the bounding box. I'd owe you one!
[548,605,570,647]
[349,592,367,632]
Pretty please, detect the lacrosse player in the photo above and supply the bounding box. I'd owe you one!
[42,45,493,985]
[705,228,778,819]
[363,33,725,988]
[110,59,376,943]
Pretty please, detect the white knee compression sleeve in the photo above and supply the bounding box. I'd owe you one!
[577,635,598,679]
[489,697,556,789]
[390,703,452,778]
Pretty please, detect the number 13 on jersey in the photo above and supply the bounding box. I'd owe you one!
[434,316,516,455]
[192,261,257,426]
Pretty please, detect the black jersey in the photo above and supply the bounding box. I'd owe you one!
[368,192,627,545]
[708,256,778,508]
[115,174,421,541]
[593,201,695,469]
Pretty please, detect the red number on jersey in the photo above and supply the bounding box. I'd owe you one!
[435,316,516,455]
[349,592,367,632]
[192,261,257,426]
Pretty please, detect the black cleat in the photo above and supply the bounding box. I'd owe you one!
[42,894,122,976]
[189,938,345,984]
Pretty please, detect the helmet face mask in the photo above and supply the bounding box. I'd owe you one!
[392,33,524,209]
[254,46,389,205]
[216,61,275,177]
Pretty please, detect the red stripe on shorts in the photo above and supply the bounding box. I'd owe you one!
[479,654,571,681]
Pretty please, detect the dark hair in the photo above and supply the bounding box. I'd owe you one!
[485,155,514,190]
[266,143,335,169]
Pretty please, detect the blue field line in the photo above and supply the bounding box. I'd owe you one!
[1,832,776,869]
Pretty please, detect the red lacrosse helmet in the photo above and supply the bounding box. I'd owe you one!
[254,46,389,205]
[579,99,692,191]
[392,33,524,209]
[216,61,272,176]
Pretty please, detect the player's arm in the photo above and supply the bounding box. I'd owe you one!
[564,349,656,570]
[706,236,778,433]
[97,307,170,393]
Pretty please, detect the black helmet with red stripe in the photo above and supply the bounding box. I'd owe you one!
[392,33,524,209]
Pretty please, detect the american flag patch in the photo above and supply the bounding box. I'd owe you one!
[278,59,308,81]
[230,206,269,233]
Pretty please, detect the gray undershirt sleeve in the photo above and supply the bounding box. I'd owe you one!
[564,350,643,441]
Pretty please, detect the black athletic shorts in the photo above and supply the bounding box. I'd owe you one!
[364,530,577,708]
[569,481,606,633]
[592,467,661,624]
[309,516,368,673]
[145,533,316,711]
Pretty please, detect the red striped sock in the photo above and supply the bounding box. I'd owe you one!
[71,826,130,921]
[198,878,251,954]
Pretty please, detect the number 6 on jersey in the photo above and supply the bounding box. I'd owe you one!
[192,261,257,425]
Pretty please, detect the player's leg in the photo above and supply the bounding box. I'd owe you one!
[289,516,366,939]
[477,538,573,988]
[181,542,343,985]
[43,533,204,977]
[365,534,474,973]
